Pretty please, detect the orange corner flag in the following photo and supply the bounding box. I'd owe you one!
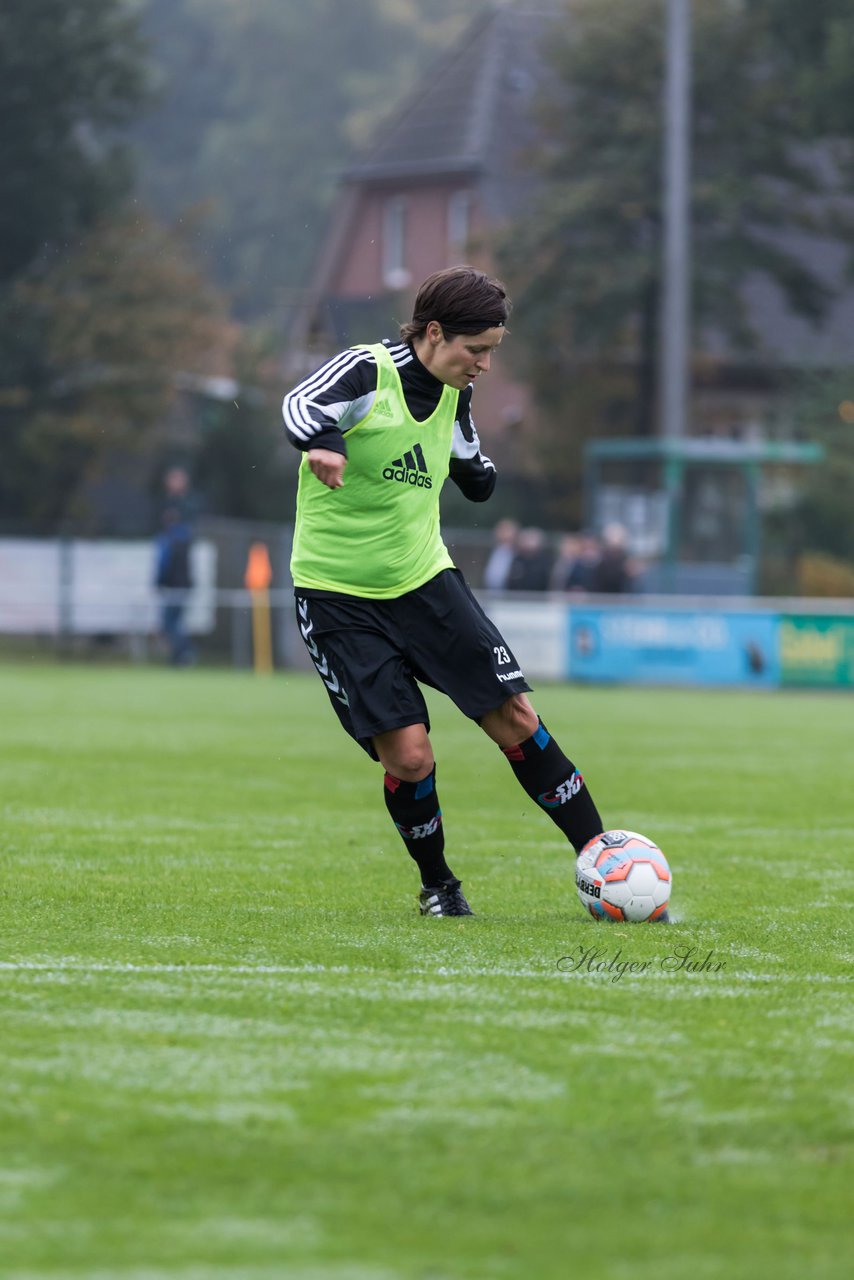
[244,542,273,592]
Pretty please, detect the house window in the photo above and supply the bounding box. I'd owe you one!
[448,190,471,253]
[382,196,410,289]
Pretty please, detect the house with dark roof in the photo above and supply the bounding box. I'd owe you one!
[285,3,559,473]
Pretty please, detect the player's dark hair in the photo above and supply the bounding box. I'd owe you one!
[400,266,511,342]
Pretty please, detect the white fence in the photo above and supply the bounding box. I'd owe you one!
[0,538,217,635]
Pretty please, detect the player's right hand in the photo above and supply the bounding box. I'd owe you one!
[307,448,346,489]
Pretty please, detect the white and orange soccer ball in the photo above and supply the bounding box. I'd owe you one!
[576,830,671,922]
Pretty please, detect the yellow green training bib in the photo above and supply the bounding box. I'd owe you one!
[290,343,458,598]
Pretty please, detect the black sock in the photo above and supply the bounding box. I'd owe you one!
[383,767,457,887]
[501,719,603,853]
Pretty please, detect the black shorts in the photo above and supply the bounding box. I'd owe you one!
[295,568,532,758]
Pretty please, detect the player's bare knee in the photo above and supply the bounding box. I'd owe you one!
[373,728,434,781]
[390,747,434,780]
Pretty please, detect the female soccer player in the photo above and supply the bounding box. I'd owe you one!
[282,266,604,916]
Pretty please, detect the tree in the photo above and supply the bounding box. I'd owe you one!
[0,211,225,532]
[764,0,854,137]
[785,369,854,564]
[0,0,285,533]
[497,0,854,457]
[132,0,469,319]
[0,0,148,282]
[192,331,294,523]
[0,0,181,533]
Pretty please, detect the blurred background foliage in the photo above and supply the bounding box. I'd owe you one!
[131,0,469,319]
[0,0,853,589]
[497,0,854,437]
[0,0,467,532]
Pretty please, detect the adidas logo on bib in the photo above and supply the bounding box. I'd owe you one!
[382,443,433,489]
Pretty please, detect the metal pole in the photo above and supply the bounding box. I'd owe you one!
[57,532,74,659]
[743,461,760,595]
[661,0,692,442]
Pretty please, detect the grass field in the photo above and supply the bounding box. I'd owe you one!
[1,662,852,1280]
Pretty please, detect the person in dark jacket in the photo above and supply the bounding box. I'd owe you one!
[155,505,194,665]
[506,527,554,592]
[592,523,633,594]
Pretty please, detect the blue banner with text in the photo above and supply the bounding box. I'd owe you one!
[568,608,781,686]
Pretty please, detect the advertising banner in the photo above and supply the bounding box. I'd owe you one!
[568,607,780,686]
[779,615,854,688]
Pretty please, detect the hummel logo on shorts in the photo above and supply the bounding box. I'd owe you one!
[382,442,433,489]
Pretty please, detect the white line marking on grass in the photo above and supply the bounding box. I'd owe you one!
[0,958,558,982]
[0,956,618,999]
[692,1145,776,1166]
[2,957,851,990]
[0,959,354,976]
[2,1267,401,1280]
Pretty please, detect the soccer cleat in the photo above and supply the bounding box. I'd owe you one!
[418,880,474,917]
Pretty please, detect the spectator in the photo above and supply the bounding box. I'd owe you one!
[154,487,195,666]
[506,527,554,592]
[549,533,582,592]
[483,518,520,591]
[592,522,632,594]
[162,465,193,519]
[555,530,600,593]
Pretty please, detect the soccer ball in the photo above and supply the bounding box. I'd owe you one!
[576,830,671,922]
